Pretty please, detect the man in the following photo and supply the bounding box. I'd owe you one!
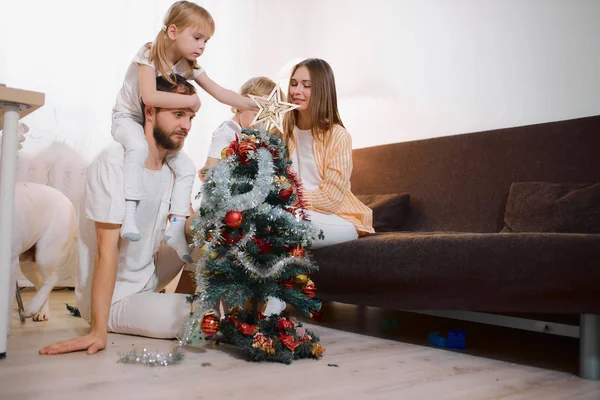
[40,74,198,355]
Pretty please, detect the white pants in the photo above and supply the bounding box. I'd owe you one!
[307,210,358,249]
[111,112,195,216]
[107,244,193,338]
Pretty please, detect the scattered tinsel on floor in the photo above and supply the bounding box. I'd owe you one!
[118,344,185,367]
[65,303,80,317]
[116,303,207,367]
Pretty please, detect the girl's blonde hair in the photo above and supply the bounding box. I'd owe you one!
[231,76,277,113]
[150,1,215,84]
[283,58,344,146]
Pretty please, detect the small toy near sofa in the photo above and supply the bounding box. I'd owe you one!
[311,115,600,379]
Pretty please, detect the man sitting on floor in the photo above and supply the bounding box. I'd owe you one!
[40,74,199,355]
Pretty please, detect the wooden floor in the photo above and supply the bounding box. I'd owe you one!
[2,289,600,400]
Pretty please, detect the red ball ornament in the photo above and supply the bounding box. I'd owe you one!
[279,187,294,201]
[238,141,257,165]
[200,312,220,336]
[229,139,240,152]
[224,211,243,228]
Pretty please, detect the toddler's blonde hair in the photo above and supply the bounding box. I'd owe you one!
[232,76,277,113]
[150,1,215,84]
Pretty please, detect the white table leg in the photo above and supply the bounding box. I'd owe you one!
[0,103,20,358]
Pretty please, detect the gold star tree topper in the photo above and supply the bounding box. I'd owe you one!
[249,84,298,133]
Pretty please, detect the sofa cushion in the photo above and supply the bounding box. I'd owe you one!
[502,182,600,233]
[356,193,410,232]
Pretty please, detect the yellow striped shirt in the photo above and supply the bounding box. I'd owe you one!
[288,124,374,236]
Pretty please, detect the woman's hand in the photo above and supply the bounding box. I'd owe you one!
[39,331,107,355]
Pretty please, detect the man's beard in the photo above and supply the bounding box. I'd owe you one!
[153,124,183,151]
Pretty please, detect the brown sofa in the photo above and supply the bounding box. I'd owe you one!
[311,115,600,379]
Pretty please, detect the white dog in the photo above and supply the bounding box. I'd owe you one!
[9,182,77,323]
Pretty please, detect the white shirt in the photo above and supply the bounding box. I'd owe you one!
[75,143,174,322]
[113,44,206,117]
[290,127,321,190]
[207,119,242,159]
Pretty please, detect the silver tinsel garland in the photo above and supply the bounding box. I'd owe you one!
[118,301,208,367]
[203,147,274,212]
[236,251,315,278]
[267,205,321,245]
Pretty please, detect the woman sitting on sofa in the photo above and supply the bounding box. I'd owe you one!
[264,58,374,315]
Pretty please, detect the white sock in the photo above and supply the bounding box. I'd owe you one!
[264,296,287,316]
[164,215,192,263]
[121,200,141,242]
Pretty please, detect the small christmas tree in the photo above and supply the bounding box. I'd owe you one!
[182,127,325,363]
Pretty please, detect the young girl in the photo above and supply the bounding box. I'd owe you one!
[112,1,256,262]
[263,58,375,316]
[198,76,277,180]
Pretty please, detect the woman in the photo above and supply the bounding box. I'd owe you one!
[285,58,374,246]
[264,58,374,315]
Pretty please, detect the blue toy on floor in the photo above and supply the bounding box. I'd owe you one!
[428,330,466,349]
